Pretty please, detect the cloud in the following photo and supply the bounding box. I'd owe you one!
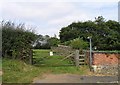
[48,11,89,26]
[48,2,118,25]
[2,2,76,21]
[2,2,47,19]
[1,0,119,2]
[1,1,118,37]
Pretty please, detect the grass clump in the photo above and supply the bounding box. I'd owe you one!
[2,59,42,83]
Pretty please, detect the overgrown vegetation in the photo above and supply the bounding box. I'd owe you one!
[63,38,88,49]
[48,37,60,47]
[2,58,42,83]
[59,16,120,50]
[2,21,37,62]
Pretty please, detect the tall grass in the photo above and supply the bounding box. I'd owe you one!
[2,59,42,83]
[0,59,2,84]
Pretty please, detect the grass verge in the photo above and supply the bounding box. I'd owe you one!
[2,58,42,83]
[3,49,90,83]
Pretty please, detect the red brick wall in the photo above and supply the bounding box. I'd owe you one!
[93,53,119,65]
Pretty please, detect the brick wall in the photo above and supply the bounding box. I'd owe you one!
[92,52,119,75]
[93,53,119,65]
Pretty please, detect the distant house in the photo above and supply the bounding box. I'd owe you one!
[32,40,48,47]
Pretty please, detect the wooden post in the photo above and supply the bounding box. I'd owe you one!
[75,50,79,67]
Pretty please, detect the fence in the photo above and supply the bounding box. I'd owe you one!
[71,50,86,66]
[52,47,87,67]
[72,50,119,75]
[51,45,74,57]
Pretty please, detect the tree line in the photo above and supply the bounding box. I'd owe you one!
[59,16,120,50]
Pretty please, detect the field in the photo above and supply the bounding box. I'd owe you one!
[2,49,89,83]
[33,49,73,66]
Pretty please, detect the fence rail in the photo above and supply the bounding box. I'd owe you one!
[64,50,86,66]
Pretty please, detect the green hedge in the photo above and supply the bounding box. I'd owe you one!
[2,21,37,61]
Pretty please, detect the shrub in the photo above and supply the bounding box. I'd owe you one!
[70,38,88,49]
[1,21,37,61]
[48,37,60,47]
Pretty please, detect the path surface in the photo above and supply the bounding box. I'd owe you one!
[33,74,118,83]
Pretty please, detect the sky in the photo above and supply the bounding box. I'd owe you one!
[0,0,119,38]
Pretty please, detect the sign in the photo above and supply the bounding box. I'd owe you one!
[50,51,53,56]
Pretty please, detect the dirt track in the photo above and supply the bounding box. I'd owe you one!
[33,74,118,83]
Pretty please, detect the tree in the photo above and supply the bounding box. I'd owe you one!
[48,37,60,47]
[59,16,120,50]
[70,38,88,49]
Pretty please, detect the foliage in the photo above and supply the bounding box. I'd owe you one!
[48,37,60,47]
[2,58,42,83]
[59,16,120,50]
[70,38,88,49]
[1,21,37,61]
[62,38,88,49]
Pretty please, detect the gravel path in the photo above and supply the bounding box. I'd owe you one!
[33,74,118,83]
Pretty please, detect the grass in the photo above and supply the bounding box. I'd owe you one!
[0,59,2,70]
[3,49,89,83]
[33,49,50,58]
[33,49,73,66]
[33,55,73,66]
[2,58,42,83]
[0,59,2,83]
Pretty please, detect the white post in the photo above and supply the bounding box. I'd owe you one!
[50,51,53,56]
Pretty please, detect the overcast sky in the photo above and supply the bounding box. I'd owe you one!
[1,0,119,38]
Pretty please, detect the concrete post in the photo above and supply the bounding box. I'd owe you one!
[75,50,79,67]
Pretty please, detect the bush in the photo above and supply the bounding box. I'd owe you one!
[2,21,37,61]
[48,37,60,47]
[70,38,88,49]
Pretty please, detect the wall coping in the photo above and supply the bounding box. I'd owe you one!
[84,50,120,54]
[93,51,120,54]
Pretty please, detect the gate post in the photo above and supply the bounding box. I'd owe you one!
[75,50,79,67]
